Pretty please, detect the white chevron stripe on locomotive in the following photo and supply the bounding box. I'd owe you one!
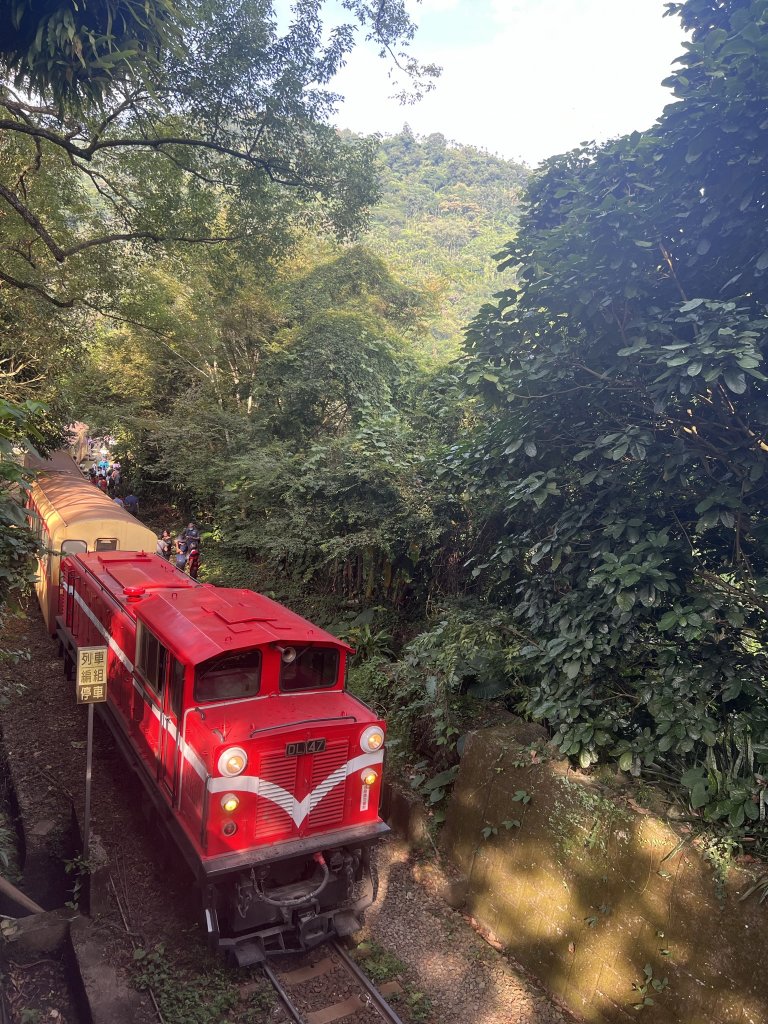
[207,751,384,828]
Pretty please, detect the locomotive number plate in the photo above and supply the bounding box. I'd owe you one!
[285,738,326,757]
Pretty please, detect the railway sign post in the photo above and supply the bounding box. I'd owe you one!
[76,646,108,863]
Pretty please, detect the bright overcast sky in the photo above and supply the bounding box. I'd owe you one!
[328,0,687,166]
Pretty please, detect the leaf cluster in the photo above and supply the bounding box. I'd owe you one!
[458,0,768,834]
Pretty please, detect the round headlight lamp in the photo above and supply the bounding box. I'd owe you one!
[361,769,378,787]
[220,793,240,813]
[360,726,384,753]
[218,747,247,777]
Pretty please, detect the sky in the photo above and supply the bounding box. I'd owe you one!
[328,0,688,166]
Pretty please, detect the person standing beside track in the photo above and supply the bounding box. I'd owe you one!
[157,529,173,560]
[175,536,189,571]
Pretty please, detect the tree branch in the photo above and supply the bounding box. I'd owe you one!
[61,230,244,258]
[0,118,307,186]
[0,182,66,261]
[0,266,75,307]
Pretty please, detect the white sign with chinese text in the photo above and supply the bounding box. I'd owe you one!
[76,646,108,703]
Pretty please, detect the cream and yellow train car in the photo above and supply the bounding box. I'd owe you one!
[26,465,157,635]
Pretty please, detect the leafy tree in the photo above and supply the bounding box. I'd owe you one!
[0,0,438,307]
[462,0,768,829]
[0,398,47,669]
[0,0,182,106]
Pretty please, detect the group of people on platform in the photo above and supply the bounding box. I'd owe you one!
[157,522,202,579]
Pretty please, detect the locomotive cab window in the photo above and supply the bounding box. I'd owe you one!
[280,646,339,692]
[61,540,87,555]
[95,538,118,551]
[195,651,261,702]
[136,623,167,695]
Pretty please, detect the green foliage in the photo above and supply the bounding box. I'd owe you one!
[353,940,432,1023]
[88,232,479,630]
[354,607,520,771]
[549,778,632,860]
[0,2,437,309]
[0,0,182,106]
[459,0,768,834]
[0,399,45,628]
[365,129,528,360]
[352,941,406,982]
[132,944,266,1024]
[631,963,669,1011]
[481,818,521,840]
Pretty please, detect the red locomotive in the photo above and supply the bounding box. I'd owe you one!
[54,549,388,965]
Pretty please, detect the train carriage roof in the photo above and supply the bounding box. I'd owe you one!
[24,449,81,475]
[30,472,155,537]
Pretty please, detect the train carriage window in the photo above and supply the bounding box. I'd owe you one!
[95,538,118,551]
[280,647,339,692]
[61,540,88,555]
[195,652,261,702]
[26,507,42,541]
[136,623,167,695]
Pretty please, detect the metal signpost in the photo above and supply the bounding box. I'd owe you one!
[75,646,108,862]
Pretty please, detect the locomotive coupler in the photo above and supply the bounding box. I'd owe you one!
[298,905,332,947]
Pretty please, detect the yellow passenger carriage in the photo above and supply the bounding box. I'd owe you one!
[25,457,157,634]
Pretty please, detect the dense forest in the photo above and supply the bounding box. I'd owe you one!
[3,0,768,853]
[366,129,528,358]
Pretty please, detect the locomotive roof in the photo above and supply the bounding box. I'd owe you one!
[138,586,351,665]
[79,551,350,664]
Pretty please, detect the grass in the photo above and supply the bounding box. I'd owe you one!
[131,944,274,1024]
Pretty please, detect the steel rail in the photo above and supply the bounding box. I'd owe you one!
[261,941,407,1024]
[262,960,307,1024]
[330,940,407,1024]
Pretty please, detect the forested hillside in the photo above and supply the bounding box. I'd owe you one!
[3,0,768,860]
[365,129,528,359]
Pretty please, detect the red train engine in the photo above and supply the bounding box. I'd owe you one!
[55,550,388,965]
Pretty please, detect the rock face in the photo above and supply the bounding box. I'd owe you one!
[438,875,469,910]
[442,721,768,1024]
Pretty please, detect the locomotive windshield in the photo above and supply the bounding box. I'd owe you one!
[195,651,261,702]
[280,646,339,692]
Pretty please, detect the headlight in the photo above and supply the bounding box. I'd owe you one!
[360,726,384,752]
[220,793,240,813]
[218,747,247,777]
[361,769,378,787]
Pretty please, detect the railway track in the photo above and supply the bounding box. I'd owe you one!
[263,940,407,1024]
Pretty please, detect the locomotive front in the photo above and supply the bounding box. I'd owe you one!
[142,588,390,966]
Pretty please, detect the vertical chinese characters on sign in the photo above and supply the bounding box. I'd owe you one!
[76,646,108,703]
